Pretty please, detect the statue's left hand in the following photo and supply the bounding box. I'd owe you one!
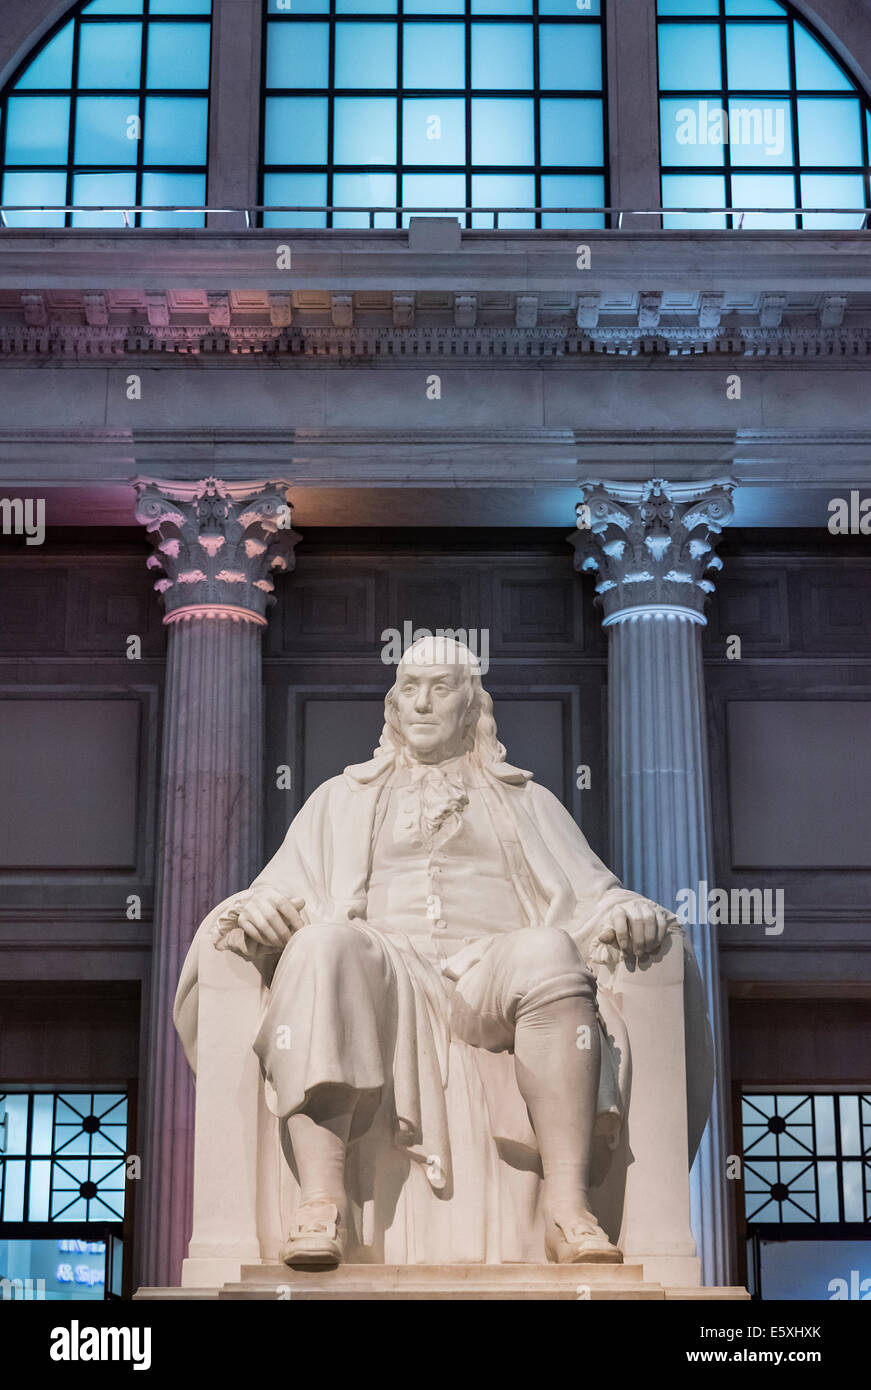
[597,902,670,960]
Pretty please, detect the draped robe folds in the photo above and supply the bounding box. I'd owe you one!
[174,751,713,1264]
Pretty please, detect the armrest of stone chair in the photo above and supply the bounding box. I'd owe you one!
[593,928,703,1289]
[181,921,268,1290]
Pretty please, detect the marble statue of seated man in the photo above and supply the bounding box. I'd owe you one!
[198,635,699,1270]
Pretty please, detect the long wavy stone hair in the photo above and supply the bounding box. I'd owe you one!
[376,635,507,766]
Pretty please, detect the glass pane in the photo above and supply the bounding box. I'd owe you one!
[5,96,71,163]
[805,173,866,227]
[267,23,330,89]
[16,23,74,90]
[83,0,143,12]
[725,0,785,13]
[264,96,328,164]
[401,172,465,223]
[471,172,535,227]
[403,0,464,12]
[334,97,396,163]
[471,98,534,165]
[839,1095,862,1155]
[727,98,792,165]
[141,171,205,226]
[726,23,790,89]
[658,0,719,12]
[402,98,465,164]
[661,98,726,166]
[268,0,330,10]
[31,1094,54,1155]
[147,23,211,89]
[842,1161,864,1221]
[27,1159,51,1221]
[263,171,327,226]
[540,98,603,166]
[143,96,208,164]
[815,1094,837,1155]
[541,173,605,227]
[731,173,796,228]
[403,24,465,90]
[538,25,602,91]
[75,95,138,164]
[150,0,211,11]
[72,172,136,226]
[471,25,533,89]
[78,22,142,88]
[334,23,397,88]
[817,1161,840,1221]
[1,1160,26,1220]
[2,173,66,227]
[2,1097,29,1154]
[662,172,727,227]
[337,0,397,10]
[798,98,862,166]
[539,0,600,14]
[658,25,722,90]
[333,171,396,225]
[794,25,852,91]
[471,0,532,12]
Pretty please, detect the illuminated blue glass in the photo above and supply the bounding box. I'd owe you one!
[333,171,396,225]
[141,171,206,226]
[471,26,533,89]
[265,96,328,163]
[538,25,602,91]
[727,98,792,165]
[2,171,67,226]
[403,25,465,90]
[15,23,73,90]
[147,23,211,89]
[268,0,329,10]
[471,173,534,227]
[335,24,397,89]
[794,26,852,92]
[539,0,600,14]
[540,173,605,227]
[263,171,327,226]
[661,98,726,166]
[334,97,396,162]
[337,0,396,10]
[403,0,464,12]
[540,98,603,165]
[798,98,862,166]
[27,1161,51,1221]
[78,23,141,88]
[143,96,208,164]
[724,0,784,14]
[658,25,721,90]
[267,23,329,89]
[71,171,136,227]
[801,173,865,228]
[150,0,211,11]
[662,172,727,227]
[83,0,143,12]
[401,172,465,222]
[5,96,70,162]
[471,0,531,13]
[726,24,789,89]
[471,98,534,164]
[658,0,718,12]
[731,172,796,228]
[75,96,138,163]
[402,98,465,164]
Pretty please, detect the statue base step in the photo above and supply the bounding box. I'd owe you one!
[136,1263,750,1301]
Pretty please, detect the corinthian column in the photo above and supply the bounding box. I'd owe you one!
[133,476,299,1289]
[570,478,735,1287]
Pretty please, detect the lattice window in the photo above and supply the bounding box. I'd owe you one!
[742,1093,871,1225]
[0,1092,128,1222]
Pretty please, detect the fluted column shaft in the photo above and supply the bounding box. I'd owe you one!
[138,613,264,1288]
[608,608,731,1286]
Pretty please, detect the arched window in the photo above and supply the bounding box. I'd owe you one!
[260,0,607,228]
[658,0,871,228]
[0,0,212,229]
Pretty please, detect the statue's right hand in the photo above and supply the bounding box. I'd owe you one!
[236,887,306,952]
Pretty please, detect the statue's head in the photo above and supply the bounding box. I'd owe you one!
[378,635,506,767]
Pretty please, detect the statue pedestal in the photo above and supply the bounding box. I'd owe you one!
[136,1264,749,1302]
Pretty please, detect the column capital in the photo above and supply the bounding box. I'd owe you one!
[133,476,301,625]
[569,477,736,625]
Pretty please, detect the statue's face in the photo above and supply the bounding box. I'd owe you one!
[394,663,471,763]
